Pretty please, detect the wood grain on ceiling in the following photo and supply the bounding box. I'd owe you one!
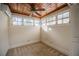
[7,3,68,18]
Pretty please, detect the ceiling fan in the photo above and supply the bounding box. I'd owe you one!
[28,3,45,16]
[29,3,45,11]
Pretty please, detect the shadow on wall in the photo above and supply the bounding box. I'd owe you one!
[41,24,72,55]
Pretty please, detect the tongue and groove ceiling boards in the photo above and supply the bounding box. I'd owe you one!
[6,3,68,18]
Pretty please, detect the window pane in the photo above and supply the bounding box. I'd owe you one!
[47,19,51,22]
[47,21,56,25]
[25,23,33,25]
[57,14,62,20]
[47,23,50,25]
[23,19,33,25]
[17,17,22,22]
[17,17,22,25]
[47,17,52,22]
[42,23,46,26]
[26,20,33,23]
[35,20,40,26]
[57,20,62,24]
[12,17,18,25]
[42,19,46,23]
[63,18,69,23]
[52,16,56,20]
[23,19,27,22]
[63,12,69,18]
[17,22,22,25]
[52,21,56,25]
[42,19,46,26]
[23,20,27,25]
[47,16,56,22]
[12,17,17,22]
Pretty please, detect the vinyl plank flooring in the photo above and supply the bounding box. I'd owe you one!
[6,42,65,56]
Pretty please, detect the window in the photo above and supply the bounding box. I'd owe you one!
[42,19,46,26]
[47,20,56,25]
[52,21,56,25]
[13,16,22,25]
[52,16,56,21]
[43,11,69,26]
[63,12,69,18]
[34,20,40,26]
[63,18,69,23]
[47,16,56,22]
[62,11,69,23]
[47,16,56,25]
[57,20,62,24]
[57,14,63,24]
[57,11,69,24]
[23,19,33,26]
[13,17,17,25]
[12,15,34,26]
[47,17,53,22]
[12,10,69,26]
[57,14,62,20]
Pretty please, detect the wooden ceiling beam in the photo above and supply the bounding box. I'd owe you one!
[12,12,40,18]
[6,3,68,19]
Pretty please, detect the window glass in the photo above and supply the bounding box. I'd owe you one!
[42,19,46,26]
[42,23,46,26]
[12,16,22,25]
[17,22,22,25]
[42,19,46,23]
[18,17,22,22]
[12,16,17,21]
[63,18,69,23]
[23,19,27,25]
[35,20,40,26]
[63,12,69,18]
[47,16,56,22]
[12,16,17,25]
[57,20,62,24]
[57,14,62,20]
[47,17,52,22]
[17,17,22,25]
[47,21,56,25]
[23,19,33,25]
[12,10,70,26]
[52,21,56,25]
[52,16,56,20]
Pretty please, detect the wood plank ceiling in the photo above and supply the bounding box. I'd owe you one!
[7,3,68,18]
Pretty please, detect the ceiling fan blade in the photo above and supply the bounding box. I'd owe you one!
[28,3,45,11]
[28,3,36,11]
[35,9,45,11]
[35,11,41,16]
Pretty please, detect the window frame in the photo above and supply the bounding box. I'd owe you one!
[12,16,23,26]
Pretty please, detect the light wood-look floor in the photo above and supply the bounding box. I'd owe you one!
[6,42,65,56]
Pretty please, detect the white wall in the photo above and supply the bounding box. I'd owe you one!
[0,4,72,56]
[0,4,11,56]
[9,14,40,48]
[41,6,72,55]
[0,10,9,56]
